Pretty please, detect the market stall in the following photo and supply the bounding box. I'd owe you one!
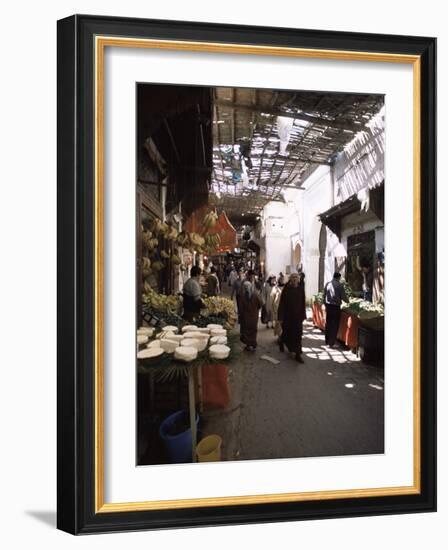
[137,301,236,463]
[311,292,384,355]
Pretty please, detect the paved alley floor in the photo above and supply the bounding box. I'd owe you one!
[202,315,384,462]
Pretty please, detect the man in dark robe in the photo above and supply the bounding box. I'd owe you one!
[238,270,262,351]
[277,272,306,362]
[182,265,205,321]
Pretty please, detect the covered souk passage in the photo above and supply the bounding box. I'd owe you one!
[200,87,385,460]
[137,83,385,463]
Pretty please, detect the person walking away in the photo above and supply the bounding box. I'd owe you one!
[228,266,238,288]
[182,265,205,321]
[216,264,223,286]
[272,282,283,337]
[224,261,232,283]
[360,262,373,302]
[324,272,348,348]
[261,276,279,329]
[206,266,220,296]
[277,272,306,362]
[231,268,245,323]
[238,270,262,351]
[278,272,286,288]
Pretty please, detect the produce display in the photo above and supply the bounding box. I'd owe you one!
[142,284,181,315]
[341,298,384,319]
[203,296,237,329]
[195,315,226,328]
[311,284,384,322]
[311,292,324,305]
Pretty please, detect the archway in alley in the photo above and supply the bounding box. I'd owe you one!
[318,224,327,291]
[293,242,302,272]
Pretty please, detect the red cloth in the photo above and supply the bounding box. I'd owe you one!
[184,207,237,252]
[312,303,326,330]
[202,364,230,410]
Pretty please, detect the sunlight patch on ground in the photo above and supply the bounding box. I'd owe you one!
[369,383,383,391]
[304,353,330,360]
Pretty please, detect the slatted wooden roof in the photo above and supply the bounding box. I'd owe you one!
[210,87,384,220]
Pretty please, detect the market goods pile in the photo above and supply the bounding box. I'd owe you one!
[341,298,384,319]
[142,283,181,317]
[140,209,224,283]
[311,291,384,320]
[203,296,237,329]
[137,323,232,373]
[141,285,237,329]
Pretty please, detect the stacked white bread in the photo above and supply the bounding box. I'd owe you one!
[146,340,161,349]
[181,338,201,350]
[137,334,149,346]
[174,346,198,362]
[181,338,208,352]
[207,324,223,330]
[194,327,211,334]
[181,325,198,333]
[162,325,179,334]
[137,326,155,337]
[164,334,184,343]
[184,331,209,341]
[156,330,176,340]
[137,347,164,361]
[210,328,227,337]
[210,335,227,345]
[159,339,178,353]
[209,344,230,360]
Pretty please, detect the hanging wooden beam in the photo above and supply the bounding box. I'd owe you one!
[215,100,362,132]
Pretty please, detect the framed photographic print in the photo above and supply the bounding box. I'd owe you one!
[57,14,436,534]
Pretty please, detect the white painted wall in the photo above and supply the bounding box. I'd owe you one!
[300,166,334,296]
[261,196,302,278]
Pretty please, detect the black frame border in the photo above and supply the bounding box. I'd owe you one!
[57,14,436,534]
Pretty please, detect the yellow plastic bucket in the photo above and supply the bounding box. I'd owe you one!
[196,435,222,462]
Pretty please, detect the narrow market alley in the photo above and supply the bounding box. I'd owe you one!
[202,305,384,461]
[136,83,386,465]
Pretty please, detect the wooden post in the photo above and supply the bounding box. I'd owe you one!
[197,364,204,413]
[188,367,197,462]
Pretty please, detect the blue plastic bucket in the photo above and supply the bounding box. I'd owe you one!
[159,410,199,464]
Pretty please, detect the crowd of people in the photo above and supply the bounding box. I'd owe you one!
[182,259,349,364]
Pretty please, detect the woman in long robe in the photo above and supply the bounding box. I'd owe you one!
[238,271,262,351]
[262,276,280,328]
[277,272,306,362]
